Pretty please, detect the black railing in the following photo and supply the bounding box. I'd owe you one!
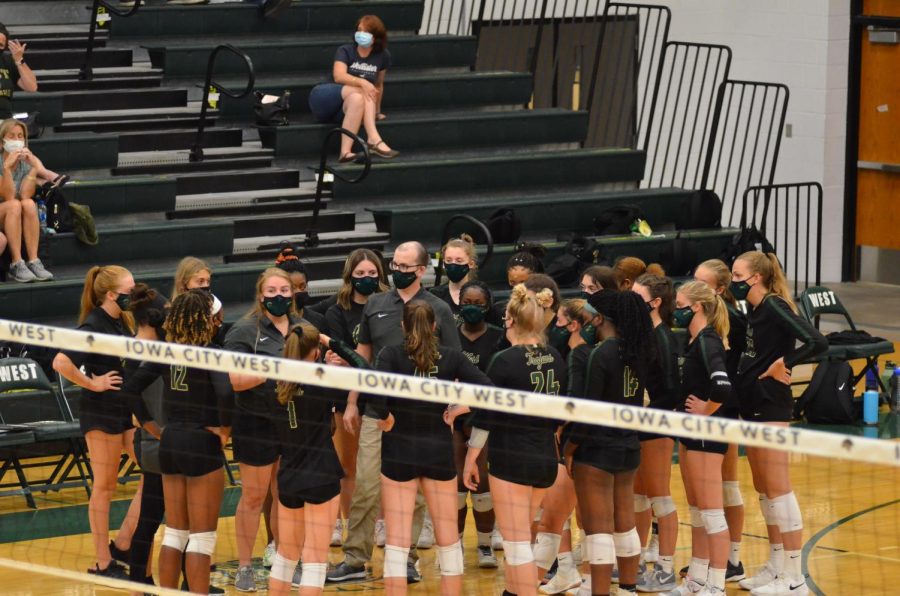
[433,215,495,287]
[190,45,255,162]
[80,0,140,81]
[741,183,823,296]
[305,129,372,249]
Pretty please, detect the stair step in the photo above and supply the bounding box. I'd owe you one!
[174,168,301,195]
[57,106,219,133]
[6,25,109,50]
[260,108,588,156]
[13,92,65,127]
[112,153,275,176]
[29,133,120,170]
[36,74,163,92]
[119,128,244,152]
[331,148,647,199]
[227,230,389,263]
[26,48,133,71]
[60,88,186,112]
[146,35,476,76]
[171,186,321,217]
[110,0,424,37]
[64,176,177,216]
[33,66,160,82]
[229,210,357,239]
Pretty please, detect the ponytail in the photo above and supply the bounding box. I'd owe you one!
[710,294,731,350]
[676,281,731,348]
[736,251,798,313]
[403,300,439,374]
[79,265,134,332]
[277,323,321,406]
[79,266,103,325]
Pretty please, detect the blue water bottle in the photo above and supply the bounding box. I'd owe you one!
[863,389,879,425]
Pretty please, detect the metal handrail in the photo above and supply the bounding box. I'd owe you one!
[190,44,255,162]
[433,214,494,287]
[305,128,372,248]
[80,0,140,81]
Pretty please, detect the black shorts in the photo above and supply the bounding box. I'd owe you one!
[159,426,224,477]
[79,397,133,435]
[638,430,674,442]
[231,409,280,466]
[739,378,793,423]
[382,433,457,483]
[574,445,641,474]
[681,437,729,455]
[279,481,341,509]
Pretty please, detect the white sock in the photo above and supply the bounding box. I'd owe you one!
[658,554,674,573]
[785,549,802,581]
[707,567,726,590]
[769,544,785,574]
[640,547,648,564]
[558,551,574,573]
[688,558,709,584]
[729,542,741,566]
[476,531,491,547]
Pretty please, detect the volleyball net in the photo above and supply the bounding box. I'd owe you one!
[0,317,898,594]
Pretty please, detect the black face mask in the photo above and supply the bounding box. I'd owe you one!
[294,291,309,311]
[263,294,292,317]
[392,269,418,290]
[352,275,379,296]
[115,293,131,312]
[460,304,487,325]
[580,291,592,300]
[444,263,470,283]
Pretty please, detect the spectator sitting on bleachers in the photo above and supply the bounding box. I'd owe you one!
[0,23,38,120]
[308,15,399,163]
[0,118,54,282]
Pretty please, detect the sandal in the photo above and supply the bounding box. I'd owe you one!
[367,139,399,159]
[339,151,363,163]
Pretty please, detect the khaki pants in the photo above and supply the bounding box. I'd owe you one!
[343,415,426,567]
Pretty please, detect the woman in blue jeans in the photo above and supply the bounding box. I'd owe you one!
[308,14,399,162]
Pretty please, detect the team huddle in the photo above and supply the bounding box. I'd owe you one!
[51,237,827,596]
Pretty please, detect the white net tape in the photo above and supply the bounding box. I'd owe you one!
[1,318,897,467]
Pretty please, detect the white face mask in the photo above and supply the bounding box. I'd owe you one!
[3,139,25,153]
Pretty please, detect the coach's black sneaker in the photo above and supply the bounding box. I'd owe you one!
[326,561,366,583]
[726,560,746,582]
[108,540,130,565]
[88,560,128,580]
[406,559,421,584]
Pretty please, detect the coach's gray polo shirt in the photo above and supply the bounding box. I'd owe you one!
[358,287,462,355]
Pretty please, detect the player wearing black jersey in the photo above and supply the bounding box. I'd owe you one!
[631,273,680,591]
[731,253,825,596]
[324,248,389,546]
[430,234,478,325]
[464,284,568,596]
[669,281,734,596]
[266,323,368,595]
[368,300,492,595]
[123,290,232,593]
[694,258,748,581]
[446,281,504,568]
[563,290,655,596]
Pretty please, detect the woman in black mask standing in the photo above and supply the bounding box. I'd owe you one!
[275,244,327,332]
[431,234,478,324]
[224,267,304,591]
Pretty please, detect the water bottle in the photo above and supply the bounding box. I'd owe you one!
[863,389,879,425]
[37,200,48,232]
[892,367,900,412]
[881,361,896,395]
[865,364,878,391]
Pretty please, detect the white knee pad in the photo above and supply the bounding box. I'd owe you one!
[185,531,217,556]
[633,493,650,512]
[471,492,493,513]
[533,532,562,569]
[759,494,777,525]
[723,481,743,508]
[161,527,190,552]
[299,562,327,588]
[438,541,464,576]
[700,509,728,535]
[585,533,615,565]
[689,506,704,528]
[533,507,543,523]
[270,552,298,584]
[458,491,468,510]
[502,540,534,566]
[650,496,676,518]
[383,545,410,578]
[613,529,641,558]
[770,492,803,533]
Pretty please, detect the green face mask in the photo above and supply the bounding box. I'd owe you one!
[672,305,695,328]
[579,323,597,344]
[115,293,131,312]
[444,263,470,283]
[352,275,379,296]
[460,304,487,325]
[549,324,570,349]
[730,279,753,301]
[263,294,292,317]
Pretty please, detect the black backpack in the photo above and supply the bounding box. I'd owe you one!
[485,208,521,244]
[794,360,858,424]
[546,235,599,287]
[254,90,291,126]
[40,182,75,234]
[722,225,774,266]
[593,204,642,235]
[676,189,722,230]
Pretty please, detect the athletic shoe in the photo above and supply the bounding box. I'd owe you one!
[726,560,746,582]
[575,576,591,596]
[492,527,504,550]
[291,564,302,588]
[477,545,498,568]
[645,531,660,563]
[543,558,559,582]
[10,260,36,283]
[750,576,808,596]
[262,541,276,569]
[233,565,256,592]
[637,568,677,592]
[407,559,421,583]
[662,577,705,596]
[417,515,435,549]
[697,586,726,596]
[374,519,386,547]
[539,563,582,594]
[331,519,343,546]
[108,540,130,565]
[87,561,127,580]
[26,259,53,281]
[326,561,367,583]
[739,562,778,591]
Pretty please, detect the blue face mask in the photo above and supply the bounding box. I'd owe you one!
[355,31,374,48]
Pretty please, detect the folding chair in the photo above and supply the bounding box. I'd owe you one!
[0,424,37,509]
[799,286,896,393]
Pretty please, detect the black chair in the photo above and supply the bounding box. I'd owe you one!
[0,424,37,509]
[799,286,895,392]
